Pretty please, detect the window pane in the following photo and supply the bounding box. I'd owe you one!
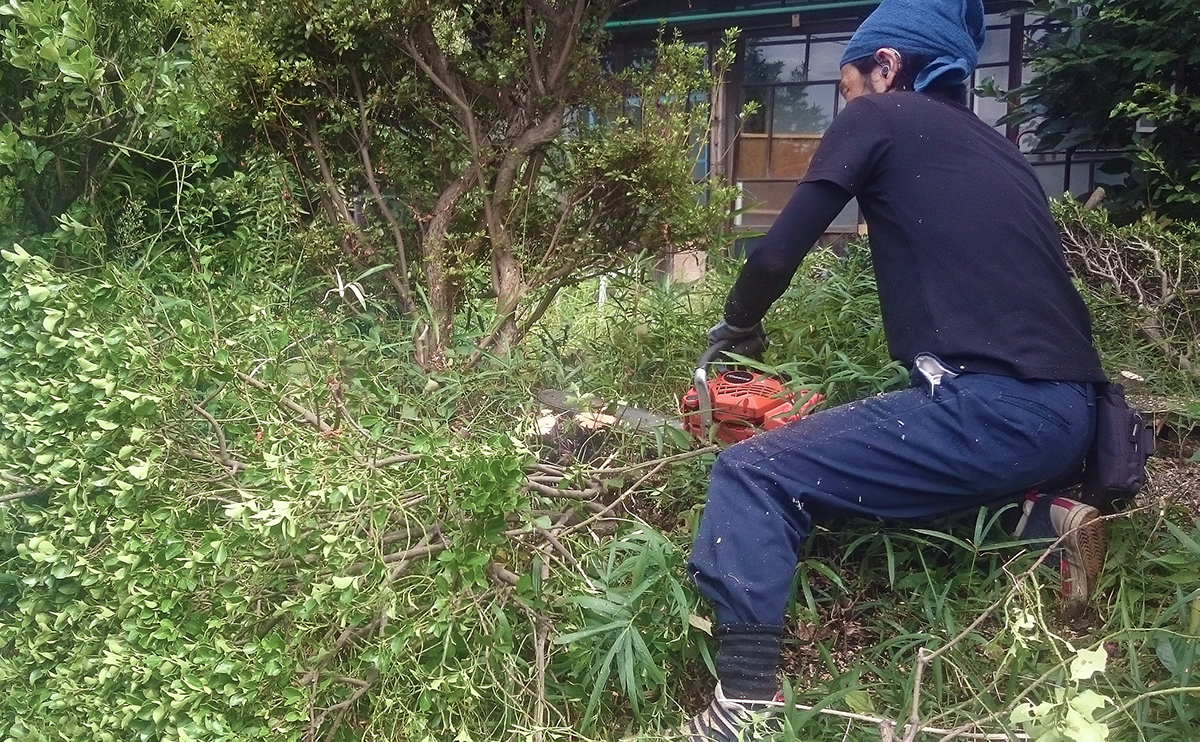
[737,180,799,225]
[1017,125,1041,153]
[744,41,807,84]
[828,198,859,231]
[769,137,822,179]
[742,88,768,134]
[979,23,1010,65]
[735,136,768,180]
[1030,160,1067,198]
[774,84,835,135]
[1068,162,1092,197]
[808,40,848,81]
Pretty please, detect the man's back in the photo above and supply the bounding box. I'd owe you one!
[804,92,1104,381]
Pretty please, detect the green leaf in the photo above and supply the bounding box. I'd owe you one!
[1,244,32,265]
[1070,646,1108,681]
[844,689,875,715]
[553,620,626,645]
[1157,637,1180,673]
[126,464,150,480]
[1164,520,1200,558]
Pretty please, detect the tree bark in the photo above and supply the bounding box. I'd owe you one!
[418,172,474,366]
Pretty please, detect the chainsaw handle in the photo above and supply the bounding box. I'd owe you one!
[693,366,713,438]
[692,340,737,440]
[696,339,738,370]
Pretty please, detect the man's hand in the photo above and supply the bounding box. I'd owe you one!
[707,320,768,360]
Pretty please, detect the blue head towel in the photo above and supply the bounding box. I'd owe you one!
[839,0,986,92]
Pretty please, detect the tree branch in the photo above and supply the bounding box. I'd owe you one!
[188,400,243,474]
[349,65,417,317]
[236,371,332,433]
[0,485,45,505]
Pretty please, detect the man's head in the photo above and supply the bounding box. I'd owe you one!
[838,0,985,98]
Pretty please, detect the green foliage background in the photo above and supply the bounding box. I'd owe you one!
[1010,0,1200,223]
[2,1,1199,741]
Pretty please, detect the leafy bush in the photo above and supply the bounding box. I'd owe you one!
[0,0,210,261]
[3,190,1199,742]
[535,242,905,418]
[1010,0,1200,223]
[188,0,739,362]
[0,244,714,741]
[764,243,908,405]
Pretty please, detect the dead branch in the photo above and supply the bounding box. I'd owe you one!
[487,562,521,586]
[555,459,670,539]
[1059,209,1200,377]
[309,668,379,742]
[522,479,602,500]
[383,528,441,587]
[346,527,445,578]
[587,445,721,477]
[533,522,584,572]
[175,447,249,477]
[300,616,386,687]
[368,453,423,469]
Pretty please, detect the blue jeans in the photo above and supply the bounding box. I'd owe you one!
[688,362,1096,628]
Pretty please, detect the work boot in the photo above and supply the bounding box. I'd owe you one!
[674,682,783,741]
[1014,492,1107,613]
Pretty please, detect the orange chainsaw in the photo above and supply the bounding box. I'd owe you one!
[680,340,823,444]
[535,341,822,448]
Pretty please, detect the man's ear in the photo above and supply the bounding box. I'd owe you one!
[874,48,903,89]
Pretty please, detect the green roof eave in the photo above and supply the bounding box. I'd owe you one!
[604,1,883,30]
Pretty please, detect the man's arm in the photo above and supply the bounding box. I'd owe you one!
[723,179,853,329]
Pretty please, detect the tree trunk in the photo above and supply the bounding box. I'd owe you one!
[489,242,524,354]
[417,173,473,368]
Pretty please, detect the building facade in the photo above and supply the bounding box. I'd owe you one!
[607,1,1117,236]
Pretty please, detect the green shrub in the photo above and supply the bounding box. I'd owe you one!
[1053,198,1200,396]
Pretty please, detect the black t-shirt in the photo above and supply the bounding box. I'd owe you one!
[729,91,1105,382]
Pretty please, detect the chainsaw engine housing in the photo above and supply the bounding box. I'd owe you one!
[681,369,822,444]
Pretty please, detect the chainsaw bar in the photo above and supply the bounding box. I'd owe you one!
[535,389,685,437]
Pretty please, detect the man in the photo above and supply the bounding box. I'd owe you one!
[676,0,1108,739]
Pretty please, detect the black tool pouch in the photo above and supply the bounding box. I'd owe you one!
[1081,382,1155,513]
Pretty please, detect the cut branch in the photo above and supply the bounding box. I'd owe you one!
[188,400,243,474]
[236,372,332,433]
[0,485,45,505]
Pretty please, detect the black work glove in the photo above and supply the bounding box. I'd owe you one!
[707,320,768,361]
